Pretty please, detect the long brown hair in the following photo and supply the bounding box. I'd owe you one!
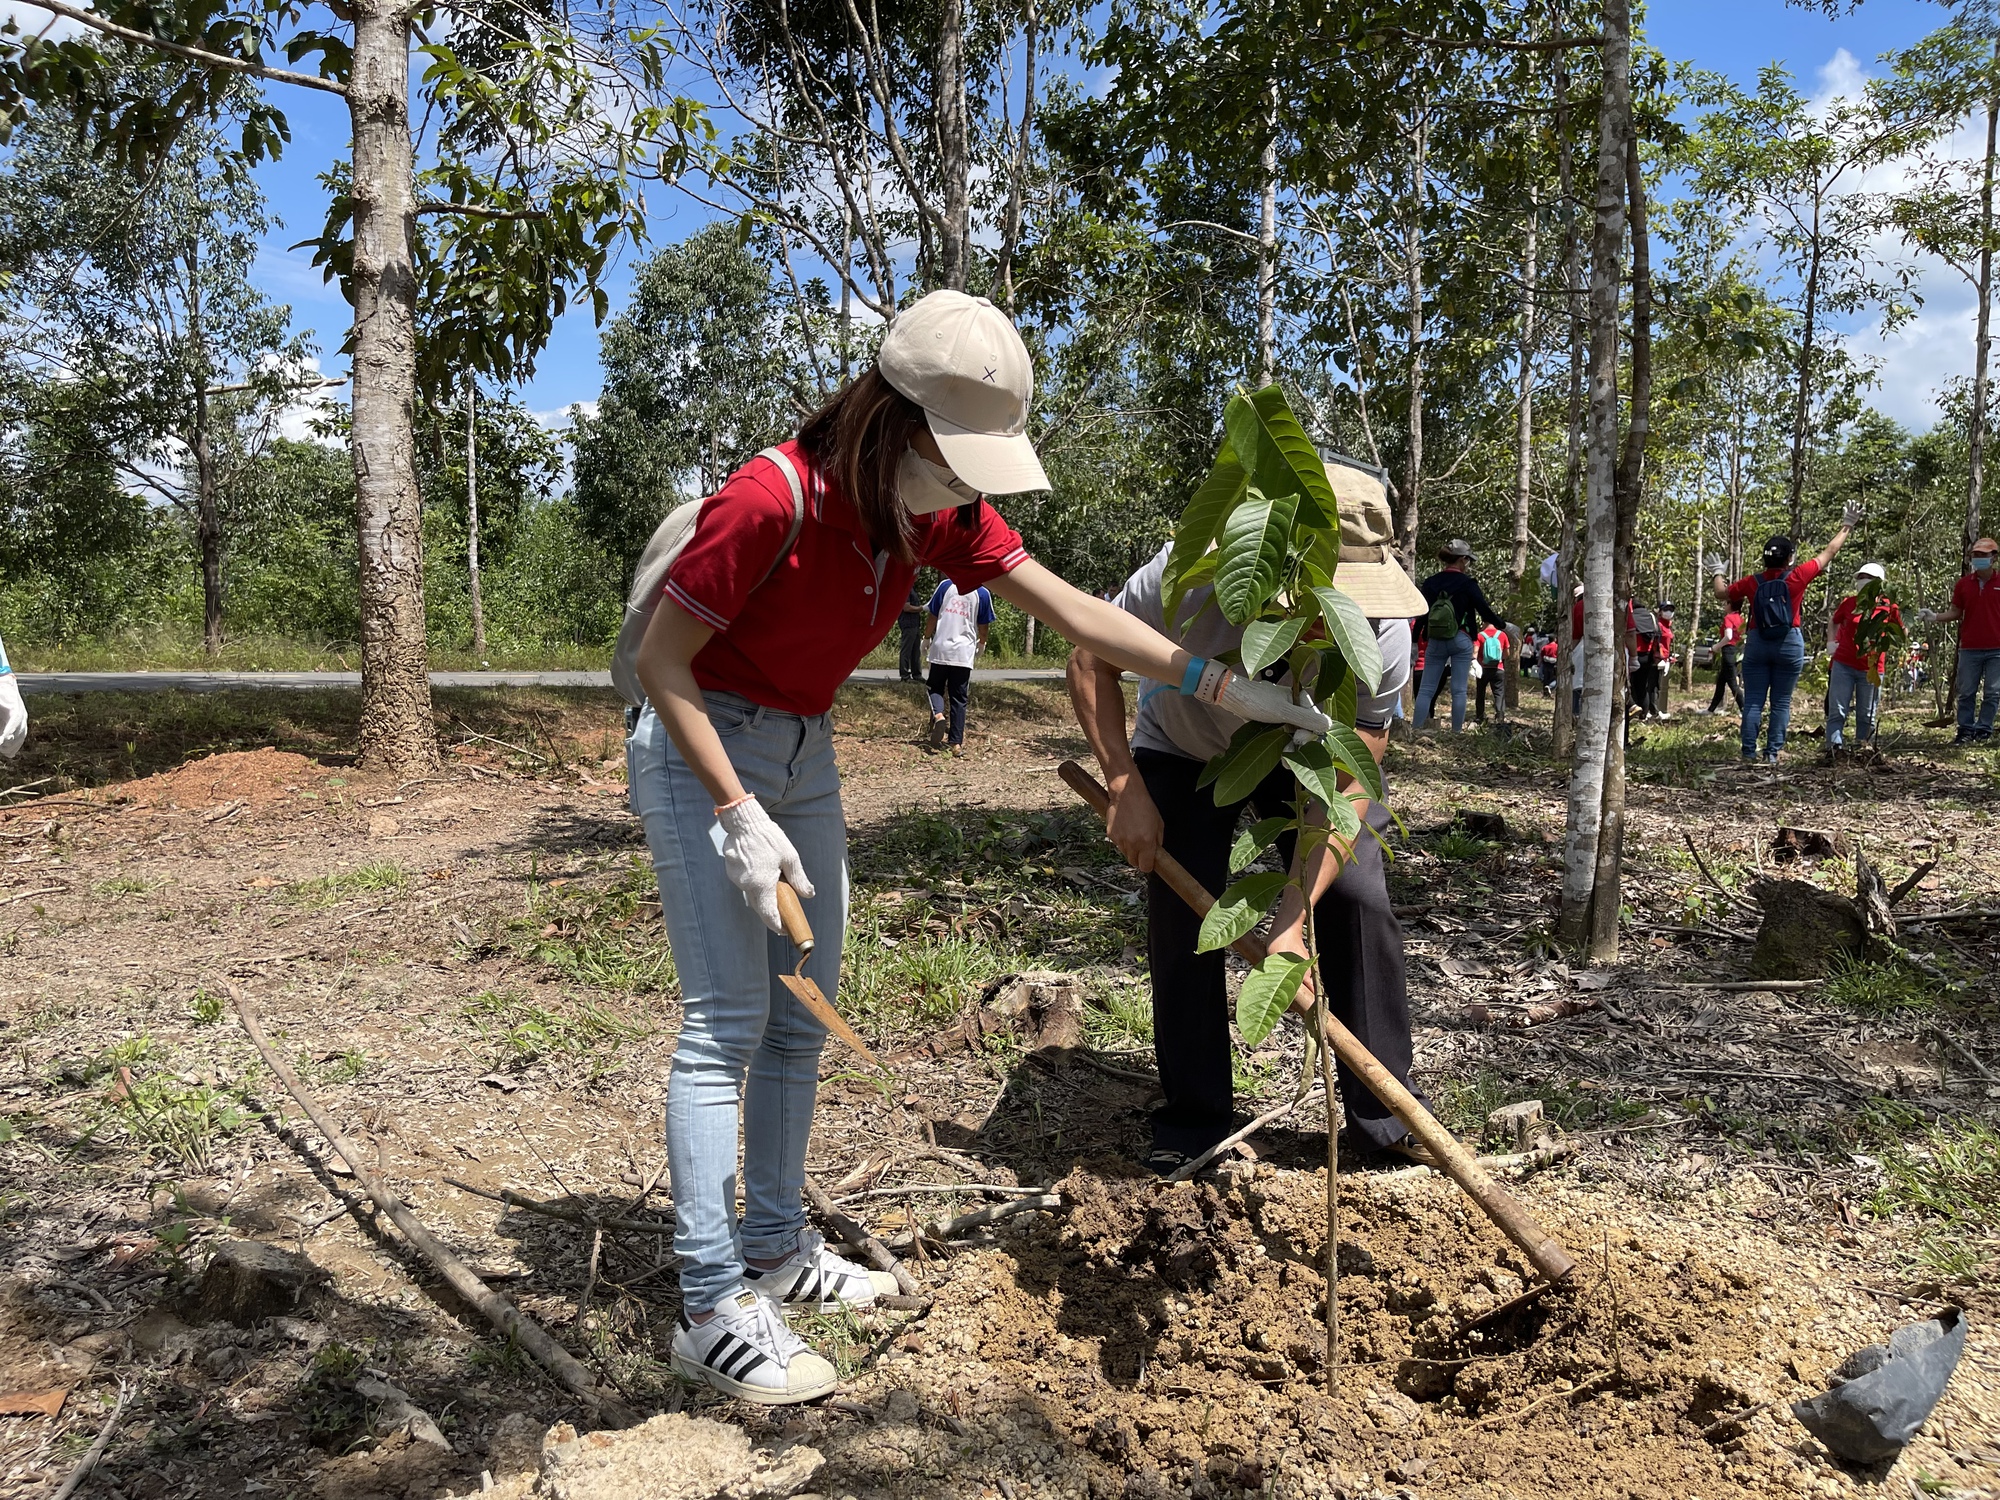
[797,366,924,563]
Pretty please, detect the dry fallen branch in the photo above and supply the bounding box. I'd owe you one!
[48,1380,130,1500]
[894,1194,1063,1246]
[444,1178,678,1235]
[225,983,632,1422]
[804,1174,920,1298]
[1168,1087,1326,1183]
[1682,832,1756,913]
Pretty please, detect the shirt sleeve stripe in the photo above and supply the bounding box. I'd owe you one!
[996,545,1030,572]
[663,578,731,632]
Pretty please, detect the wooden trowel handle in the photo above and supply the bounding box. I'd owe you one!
[775,880,816,956]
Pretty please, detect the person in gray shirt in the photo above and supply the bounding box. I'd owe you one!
[1066,460,1431,1172]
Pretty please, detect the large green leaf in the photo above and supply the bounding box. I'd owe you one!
[1311,586,1385,693]
[1323,662,1359,727]
[1283,742,1364,840]
[1214,486,1298,625]
[1229,815,1291,874]
[1211,725,1290,805]
[1325,722,1387,803]
[1236,952,1308,1047]
[1197,720,1269,790]
[1225,385,1340,531]
[1196,871,1289,953]
[1241,617,1308,677]
[1162,442,1248,625]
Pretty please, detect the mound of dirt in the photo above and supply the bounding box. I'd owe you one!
[813,1164,1977,1499]
[111,748,329,810]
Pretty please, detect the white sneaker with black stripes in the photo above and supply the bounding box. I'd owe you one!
[742,1228,899,1312]
[671,1287,837,1404]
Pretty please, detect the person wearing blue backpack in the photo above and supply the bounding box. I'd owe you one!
[1710,511,1855,764]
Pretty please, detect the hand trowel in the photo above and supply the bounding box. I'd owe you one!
[774,881,887,1070]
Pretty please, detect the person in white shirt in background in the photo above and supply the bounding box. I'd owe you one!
[924,579,993,752]
[0,636,25,759]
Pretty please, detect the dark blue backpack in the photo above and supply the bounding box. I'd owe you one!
[1752,570,1795,642]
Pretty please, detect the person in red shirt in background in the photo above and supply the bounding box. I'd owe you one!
[1703,600,1745,714]
[1630,601,1674,720]
[1931,537,2000,743]
[1538,632,1559,691]
[1473,620,1508,724]
[1826,563,1900,750]
[1711,516,1854,763]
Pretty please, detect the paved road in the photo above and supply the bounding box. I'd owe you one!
[19,667,1067,694]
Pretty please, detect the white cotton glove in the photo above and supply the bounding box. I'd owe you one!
[0,670,24,760]
[1918,607,1941,625]
[1704,552,1727,577]
[716,797,813,935]
[1187,659,1334,742]
[1842,501,1863,528]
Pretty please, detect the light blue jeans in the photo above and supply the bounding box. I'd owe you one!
[1415,631,1473,731]
[1826,660,1878,748]
[627,695,849,1315]
[1956,647,2000,736]
[1741,629,1805,758]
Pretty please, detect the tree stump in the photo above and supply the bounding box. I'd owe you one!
[979,971,1086,1053]
[1748,878,1865,980]
[193,1241,322,1326]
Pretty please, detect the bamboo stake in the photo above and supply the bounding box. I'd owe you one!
[1058,761,1577,1283]
[224,982,632,1422]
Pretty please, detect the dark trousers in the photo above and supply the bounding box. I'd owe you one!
[1474,665,1505,723]
[898,617,924,680]
[1709,647,1743,711]
[925,662,971,745]
[1134,748,1425,1155]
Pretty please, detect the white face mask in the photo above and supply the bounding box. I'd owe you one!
[897,447,981,515]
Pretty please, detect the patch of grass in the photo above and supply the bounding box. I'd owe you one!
[790,1306,875,1378]
[1084,982,1154,1052]
[100,1072,248,1170]
[841,931,1015,1030]
[1824,954,1945,1014]
[1863,1106,2000,1283]
[298,1341,371,1450]
[283,862,409,907]
[190,989,226,1026]
[511,857,676,992]
[463,988,649,1081]
[1432,1069,1516,1136]
[92,875,153,896]
[1432,829,1495,862]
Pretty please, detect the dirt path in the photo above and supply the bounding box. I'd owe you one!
[0,684,1992,1499]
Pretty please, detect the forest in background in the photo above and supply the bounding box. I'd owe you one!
[2,0,1996,679]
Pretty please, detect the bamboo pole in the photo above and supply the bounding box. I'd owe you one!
[1058,761,1577,1283]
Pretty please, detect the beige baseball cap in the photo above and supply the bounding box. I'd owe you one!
[877,291,1049,495]
[1325,455,1428,619]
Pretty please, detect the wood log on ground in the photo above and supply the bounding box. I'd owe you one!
[979,971,1086,1052]
[194,1240,323,1326]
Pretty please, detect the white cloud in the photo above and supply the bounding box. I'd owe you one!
[0,1,84,43]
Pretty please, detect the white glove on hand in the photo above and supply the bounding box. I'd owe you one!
[0,672,24,760]
[1842,501,1862,528]
[1705,552,1727,577]
[1189,660,1334,741]
[1918,607,1942,625]
[717,797,813,934]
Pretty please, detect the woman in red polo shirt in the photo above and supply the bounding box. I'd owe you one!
[629,292,1330,1404]
[1711,517,1852,763]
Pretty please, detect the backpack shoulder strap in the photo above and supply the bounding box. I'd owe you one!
[757,446,808,564]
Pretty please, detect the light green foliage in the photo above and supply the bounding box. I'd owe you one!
[463,989,649,1082]
[283,863,409,907]
[1434,829,1497,862]
[1236,954,1308,1048]
[1824,954,1944,1014]
[1196,871,1289,954]
[190,990,226,1027]
[99,1071,248,1170]
[1865,1105,2000,1282]
[511,859,676,993]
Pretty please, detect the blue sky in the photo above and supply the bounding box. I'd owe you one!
[240,0,1962,432]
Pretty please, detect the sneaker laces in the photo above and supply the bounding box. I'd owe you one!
[791,1227,871,1280]
[711,1288,808,1364]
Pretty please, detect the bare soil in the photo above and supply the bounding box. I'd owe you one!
[0,681,1993,1500]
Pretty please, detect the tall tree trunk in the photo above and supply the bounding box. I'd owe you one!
[1686,508,1702,690]
[1586,125,1651,962]
[839,203,853,379]
[1552,48,1585,761]
[1786,197,1822,536]
[350,0,437,774]
[1257,93,1278,387]
[189,245,223,659]
[1509,188,1538,600]
[1558,0,1629,948]
[1398,93,1427,569]
[936,0,970,290]
[1728,405,1745,575]
[996,0,1039,314]
[466,376,486,659]
[1969,45,1997,555]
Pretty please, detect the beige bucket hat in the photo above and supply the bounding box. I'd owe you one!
[1324,455,1427,619]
